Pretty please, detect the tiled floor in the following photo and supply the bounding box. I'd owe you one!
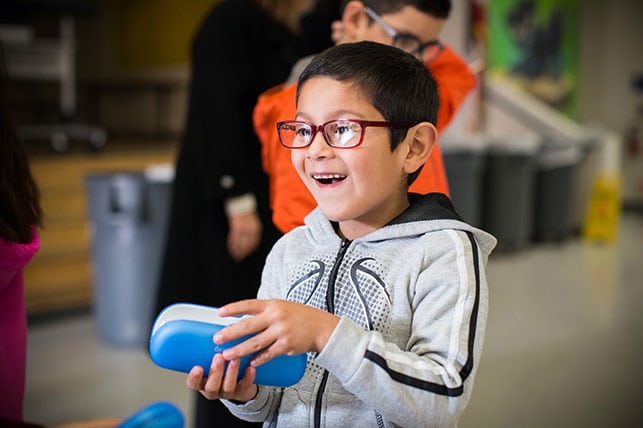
[24,212,643,428]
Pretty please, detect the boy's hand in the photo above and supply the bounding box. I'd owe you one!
[215,299,340,367]
[186,353,258,402]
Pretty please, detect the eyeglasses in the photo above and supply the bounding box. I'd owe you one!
[363,6,443,61]
[276,119,411,149]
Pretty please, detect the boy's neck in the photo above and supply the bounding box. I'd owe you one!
[334,196,411,240]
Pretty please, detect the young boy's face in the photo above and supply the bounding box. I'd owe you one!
[291,77,412,239]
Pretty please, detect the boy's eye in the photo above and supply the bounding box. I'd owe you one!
[330,121,360,146]
[335,124,351,134]
[295,125,312,138]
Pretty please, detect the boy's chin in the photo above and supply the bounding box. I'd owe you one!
[318,206,348,224]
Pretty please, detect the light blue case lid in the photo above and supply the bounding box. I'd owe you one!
[149,303,307,387]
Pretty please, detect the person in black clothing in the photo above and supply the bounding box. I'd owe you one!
[152,0,338,427]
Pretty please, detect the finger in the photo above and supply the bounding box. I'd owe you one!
[233,365,258,403]
[248,332,291,367]
[223,329,276,362]
[239,364,257,388]
[246,231,261,248]
[218,299,265,317]
[221,359,242,395]
[235,242,254,260]
[249,347,275,367]
[230,248,244,262]
[227,244,241,261]
[215,313,270,352]
[202,354,226,397]
[186,366,205,391]
[231,236,247,260]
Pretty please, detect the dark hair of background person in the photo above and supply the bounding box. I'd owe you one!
[0,41,43,244]
[300,0,343,54]
[340,0,451,18]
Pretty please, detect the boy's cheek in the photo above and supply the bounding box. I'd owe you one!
[291,152,306,178]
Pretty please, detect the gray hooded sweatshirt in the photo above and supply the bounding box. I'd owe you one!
[224,193,497,427]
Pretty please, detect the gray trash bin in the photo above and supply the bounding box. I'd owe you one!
[482,135,541,251]
[441,134,487,228]
[533,141,582,242]
[85,165,173,347]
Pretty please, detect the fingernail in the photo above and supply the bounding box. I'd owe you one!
[213,333,222,344]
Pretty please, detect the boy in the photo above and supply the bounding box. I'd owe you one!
[254,0,477,233]
[187,41,496,427]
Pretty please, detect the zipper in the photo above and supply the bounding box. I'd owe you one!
[314,238,351,428]
[325,238,349,314]
[314,371,329,428]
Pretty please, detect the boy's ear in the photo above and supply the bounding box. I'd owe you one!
[340,1,369,42]
[402,122,437,175]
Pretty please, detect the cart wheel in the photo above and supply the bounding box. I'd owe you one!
[51,132,70,153]
[89,129,107,151]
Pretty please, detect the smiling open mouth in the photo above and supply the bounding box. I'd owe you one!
[312,174,347,185]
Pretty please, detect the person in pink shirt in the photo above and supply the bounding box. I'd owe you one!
[0,44,43,425]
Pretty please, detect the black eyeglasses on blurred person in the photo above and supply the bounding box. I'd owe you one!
[364,6,443,62]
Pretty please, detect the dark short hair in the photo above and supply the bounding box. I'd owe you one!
[0,41,43,243]
[296,41,439,184]
[341,0,451,19]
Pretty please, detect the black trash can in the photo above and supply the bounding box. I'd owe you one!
[85,166,173,347]
[441,134,487,228]
[482,135,541,251]
[533,141,582,242]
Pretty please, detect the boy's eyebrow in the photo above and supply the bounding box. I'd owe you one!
[295,109,368,121]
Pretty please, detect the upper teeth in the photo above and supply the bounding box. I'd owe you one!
[313,174,345,179]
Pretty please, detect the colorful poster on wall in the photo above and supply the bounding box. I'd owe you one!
[487,0,579,117]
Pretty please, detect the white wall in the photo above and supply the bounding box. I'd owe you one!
[578,0,643,133]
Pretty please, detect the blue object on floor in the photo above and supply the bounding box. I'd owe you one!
[118,401,184,428]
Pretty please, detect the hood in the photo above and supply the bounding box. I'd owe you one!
[303,192,497,256]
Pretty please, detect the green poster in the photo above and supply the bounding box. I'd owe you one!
[488,0,579,116]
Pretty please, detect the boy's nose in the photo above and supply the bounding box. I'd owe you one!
[306,131,333,159]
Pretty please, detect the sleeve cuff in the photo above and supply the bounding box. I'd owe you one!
[221,385,270,413]
[314,316,369,383]
[224,193,257,216]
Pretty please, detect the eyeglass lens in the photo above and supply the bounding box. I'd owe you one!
[393,36,421,54]
[393,36,442,60]
[325,121,362,147]
[422,43,442,61]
